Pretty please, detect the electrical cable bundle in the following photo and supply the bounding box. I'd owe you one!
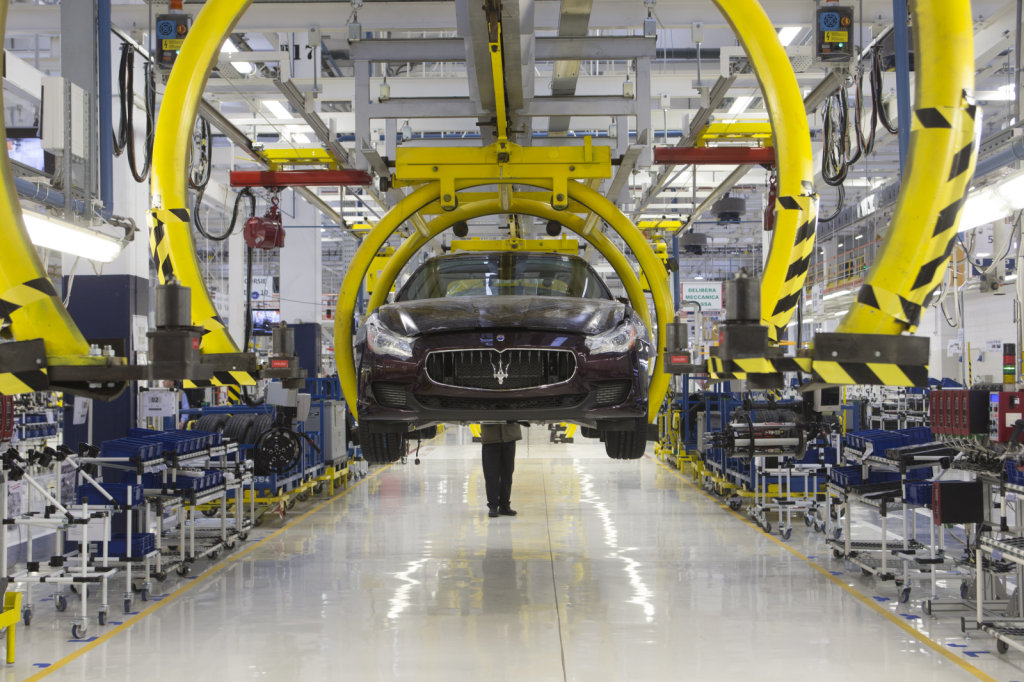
[189,116,255,242]
[112,42,156,183]
[819,47,894,223]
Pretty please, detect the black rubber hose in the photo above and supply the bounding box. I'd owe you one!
[854,68,877,156]
[872,46,899,135]
[193,186,255,242]
[115,43,155,183]
[821,87,849,188]
[112,43,130,156]
[819,185,845,223]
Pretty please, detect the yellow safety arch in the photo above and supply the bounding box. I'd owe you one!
[334,181,673,423]
[366,197,651,329]
[837,2,977,336]
[711,0,818,342]
[0,0,103,381]
[149,0,256,386]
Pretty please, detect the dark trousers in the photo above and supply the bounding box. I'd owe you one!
[482,440,516,509]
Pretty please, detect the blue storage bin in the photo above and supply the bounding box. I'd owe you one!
[78,482,143,507]
[105,533,156,557]
[830,465,863,488]
[904,480,933,506]
[1006,460,1024,486]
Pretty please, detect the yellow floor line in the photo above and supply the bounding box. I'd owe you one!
[651,457,997,682]
[23,463,393,681]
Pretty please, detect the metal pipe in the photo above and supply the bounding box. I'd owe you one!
[98,0,114,219]
[893,0,912,172]
[15,177,89,215]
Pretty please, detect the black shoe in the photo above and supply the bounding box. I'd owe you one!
[499,506,517,516]
[488,508,499,518]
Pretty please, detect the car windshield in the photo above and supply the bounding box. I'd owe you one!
[397,252,612,301]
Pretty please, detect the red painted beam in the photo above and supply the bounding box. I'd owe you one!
[653,146,776,165]
[229,169,373,187]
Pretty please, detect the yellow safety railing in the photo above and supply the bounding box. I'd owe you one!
[149,0,256,386]
[837,2,977,336]
[712,0,818,343]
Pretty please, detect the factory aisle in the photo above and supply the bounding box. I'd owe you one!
[16,430,1019,681]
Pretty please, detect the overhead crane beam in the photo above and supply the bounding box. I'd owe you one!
[547,0,594,136]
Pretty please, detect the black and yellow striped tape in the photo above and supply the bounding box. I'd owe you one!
[767,193,819,342]
[812,361,928,387]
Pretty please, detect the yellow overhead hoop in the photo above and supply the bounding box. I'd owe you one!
[335,181,672,423]
[837,1,977,336]
[0,0,105,384]
[149,0,256,385]
[711,0,818,343]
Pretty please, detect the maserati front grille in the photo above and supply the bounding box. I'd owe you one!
[425,348,577,390]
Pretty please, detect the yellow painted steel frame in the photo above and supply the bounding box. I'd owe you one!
[0,0,102,371]
[148,0,256,385]
[335,182,672,423]
[837,2,977,335]
[712,0,818,342]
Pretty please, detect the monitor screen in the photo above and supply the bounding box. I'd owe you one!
[252,309,280,335]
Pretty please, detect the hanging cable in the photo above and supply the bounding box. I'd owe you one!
[871,45,898,135]
[193,186,255,242]
[112,41,155,182]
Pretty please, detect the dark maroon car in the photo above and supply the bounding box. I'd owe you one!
[354,251,651,462]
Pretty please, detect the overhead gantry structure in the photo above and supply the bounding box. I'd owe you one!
[0,0,982,412]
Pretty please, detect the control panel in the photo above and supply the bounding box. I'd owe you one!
[155,13,191,68]
[815,5,854,62]
[990,391,1024,443]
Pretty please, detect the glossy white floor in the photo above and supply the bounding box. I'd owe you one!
[7,428,1024,681]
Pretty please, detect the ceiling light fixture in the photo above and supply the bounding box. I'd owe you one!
[23,212,123,263]
[727,95,754,117]
[777,26,802,46]
[220,38,254,75]
[262,99,291,120]
[960,171,1024,233]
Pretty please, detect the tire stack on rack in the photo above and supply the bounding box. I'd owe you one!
[220,414,274,445]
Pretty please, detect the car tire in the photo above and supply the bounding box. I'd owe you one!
[359,423,406,464]
[603,418,647,460]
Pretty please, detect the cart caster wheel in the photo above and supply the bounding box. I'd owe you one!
[900,588,911,604]
[54,595,67,612]
[22,608,31,627]
[313,483,325,495]
[922,600,932,616]
[781,528,791,541]
[209,551,220,561]
[239,532,249,542]
[813,522,823,533]
[998,639,1010,654]
[832,549,844,560]
[141,588,149,602]
[155,572,168,582]
[123,598,132,613]
[286,499,296,510]
[862,568,872,577]
[832,528,842,540]
[226,540,236,550]
[763,522,772,534]
[71,623,87,640]
[202,508,218,518]
[960,582,970,600]
[728,500,741,511]
[98,611,107,626]
[804,515,812,527]
[830,508,838,520]
[176,564,191,577]
[296,492,310,503]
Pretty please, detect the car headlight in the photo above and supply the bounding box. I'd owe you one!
[365,314,414,360]
[586,315,646,355]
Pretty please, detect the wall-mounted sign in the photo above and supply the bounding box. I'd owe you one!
[681,281,723,311]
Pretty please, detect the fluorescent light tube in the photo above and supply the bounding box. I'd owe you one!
[23,212,123,263]
[220,39,254,75]
[262,99,292,120]
[777,26,802,46]
[727,95,754,117]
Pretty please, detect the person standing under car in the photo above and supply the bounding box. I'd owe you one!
[480,422,521,518]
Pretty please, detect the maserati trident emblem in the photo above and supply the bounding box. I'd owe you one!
[492,355,510,386]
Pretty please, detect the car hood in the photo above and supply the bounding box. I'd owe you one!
[376,295,626,336]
